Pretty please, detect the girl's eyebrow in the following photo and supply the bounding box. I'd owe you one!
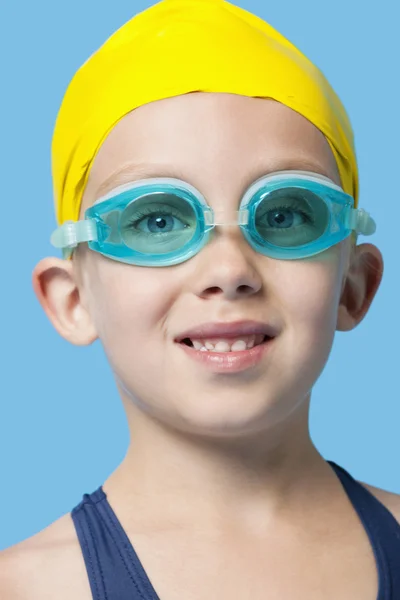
[93,162,189,198]
[94,158,335,199]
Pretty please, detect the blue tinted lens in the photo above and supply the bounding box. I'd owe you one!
[119,192,198,254]
[254,187,329,247]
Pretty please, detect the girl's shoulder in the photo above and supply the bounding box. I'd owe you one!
[1,482,399,599]
[0,513,91,599]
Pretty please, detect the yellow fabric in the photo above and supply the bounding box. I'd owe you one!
[52,0,358,226]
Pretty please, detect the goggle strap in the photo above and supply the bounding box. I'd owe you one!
[347,208,376,236]
[50,219,98,249]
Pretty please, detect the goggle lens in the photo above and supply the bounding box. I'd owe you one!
[111,191,198,255]
[253,187,330,248]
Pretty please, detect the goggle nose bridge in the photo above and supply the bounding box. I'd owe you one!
[203,208,250,227]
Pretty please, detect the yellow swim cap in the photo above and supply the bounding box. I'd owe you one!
[52,0,358,226]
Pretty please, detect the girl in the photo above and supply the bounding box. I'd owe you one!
[1,1,399,598]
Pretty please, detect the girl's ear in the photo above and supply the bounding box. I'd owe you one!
[337,243,383,331]
[32,256,98,345]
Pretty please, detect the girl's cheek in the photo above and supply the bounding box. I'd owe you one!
[87,265,181,345]
[277,255,345,327]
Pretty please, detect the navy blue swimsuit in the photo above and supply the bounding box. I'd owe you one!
[71,461,400,599]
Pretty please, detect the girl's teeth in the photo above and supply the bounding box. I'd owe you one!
[189,334,264,352]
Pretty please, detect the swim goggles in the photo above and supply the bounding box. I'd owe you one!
[51,170,376,266]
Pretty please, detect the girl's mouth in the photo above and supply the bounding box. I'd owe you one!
[177,334,274,373]
[180,333,269,353]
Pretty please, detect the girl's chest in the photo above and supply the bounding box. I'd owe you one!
[114,526,379,600]
[49,521,380,600]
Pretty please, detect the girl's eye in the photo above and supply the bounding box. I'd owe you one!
[135,213,187,233]
[265,208,307,229]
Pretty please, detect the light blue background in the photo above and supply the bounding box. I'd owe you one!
[1,0,398,551]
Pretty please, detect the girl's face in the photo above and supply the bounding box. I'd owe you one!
[72,93,357,437]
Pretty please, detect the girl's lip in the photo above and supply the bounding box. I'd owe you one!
[177,338,273,373]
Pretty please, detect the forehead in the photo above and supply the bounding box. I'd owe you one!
[82,93,340,210]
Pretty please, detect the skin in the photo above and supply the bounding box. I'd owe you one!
[5,93,391,598]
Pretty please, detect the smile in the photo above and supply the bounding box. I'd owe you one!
[180,333,269,353]
[176,331,275,374]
